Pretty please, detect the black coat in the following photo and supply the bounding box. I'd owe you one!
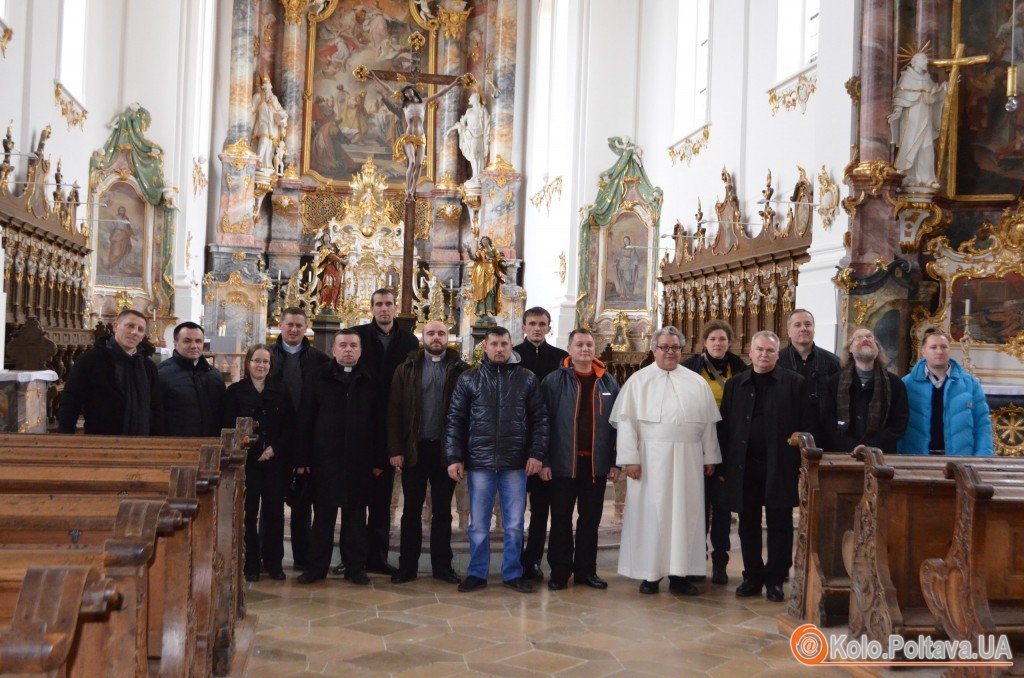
[821,367,909,454]
[267,336,330,406]
[717,367,813,511]
[223,378,295,465]
[353,321,419,410]
[680,351,748,379]
[514,340,568,382]
[540,360,619,479]
[157,352,226,437]
[445,355,550,472]
[778,343,840,421]
[296,361,382,508]
[56,337,163,435]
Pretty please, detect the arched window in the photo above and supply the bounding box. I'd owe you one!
[673,0,712,139]
[58,0,88,102]
[776,0,819,81]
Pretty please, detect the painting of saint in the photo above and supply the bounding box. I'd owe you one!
[602,214,649,311]
[950,274,1024,344]
[305,0,429,185]
[95,182,146,289]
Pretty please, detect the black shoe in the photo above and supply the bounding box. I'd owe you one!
[639,579,661,594]
[669,578,700,596]
[503,577,533,593]
[712,564,729,585]
[391,571,417,584]
[547,579,568,591]
[331,564,346,576]
[766,584,785,602]
[367,562,398,576]
[293,562,308,572]
[346,570,371,586]
[735,580,763,597]
[244,572,260,583]
[524,563,544,582]
[685,575,707,582]
[267,570,286,581]
[458,575,487,592]
[574,574,608,590]
[432,571,462,585]
[297,571,325,585]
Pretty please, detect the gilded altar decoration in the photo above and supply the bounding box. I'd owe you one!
[415,198,432,240]
[466,235,507,319]
[844,75,861,105]
[435,170,459,191]
[713,167,743,254]
[997,329,1024,364]
[529,174,562,214]
[437,6,470,40]
[667,125,710,166]
[768,73,817,115]
[992,405,1024,457]
[610,312,630,352]
[852,299,875,326]
[557,251,567,284]
[0,20,12,58]
[203,269,272,348]
[280,0,306,24]
[436,201,462,225]
[816,166,840,230]
[786,166,814,237]
[759,170,778,235]
[300,183,346,235]
[484,155,517,188]
[54,83,87,130]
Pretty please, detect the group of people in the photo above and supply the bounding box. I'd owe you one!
[54,295,993,601]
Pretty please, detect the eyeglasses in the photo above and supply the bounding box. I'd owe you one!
[655,345,682,353]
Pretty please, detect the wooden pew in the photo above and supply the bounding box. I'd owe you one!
[0,566,121,676]
[845,448,1024,645]
[920,462,1024,673]
[0,418,253,675]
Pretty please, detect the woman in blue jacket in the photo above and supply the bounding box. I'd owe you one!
[898,329,993,456]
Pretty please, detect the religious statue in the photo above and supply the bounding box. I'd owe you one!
[765,279,779,314]
[723,281,733,317]
[888,52,947,188]
[446,91,491,185]
[464,235,506,319]
[273,138,286,176]
[365,71,466,199]
[317,252,343,312]
[251,76,288,171]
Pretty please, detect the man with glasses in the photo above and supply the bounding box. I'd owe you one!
[718,331,813,603]
[610,326,722,595]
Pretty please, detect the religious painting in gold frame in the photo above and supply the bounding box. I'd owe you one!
[944,0,1021,201]
[302,0,439,190]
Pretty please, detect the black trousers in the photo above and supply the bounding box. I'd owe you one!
[546,474,606,584]
[289,488,313,567]
[244,457,287,575]
[521,474,550,567]
[309,502,368,578]
[737,458,793,586]
[398,440,456,575]
[365,465,394,567]
[704,475,731,566]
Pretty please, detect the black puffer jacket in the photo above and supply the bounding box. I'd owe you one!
[157,352,226,437]
[445,353,550,472]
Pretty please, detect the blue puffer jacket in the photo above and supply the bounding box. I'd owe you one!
[897,359,993,456]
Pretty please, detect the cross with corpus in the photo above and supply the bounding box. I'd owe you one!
[931,43,990,183]
[353,33,471,317]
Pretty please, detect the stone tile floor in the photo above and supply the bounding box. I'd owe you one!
[240,548,830,677]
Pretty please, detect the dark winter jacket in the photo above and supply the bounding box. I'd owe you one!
[268,336,330,408]
[540,357,619,479]
[821,365,908,453]
[514,339,568,382]
[717,367,814,511]
[353,321,419,410]
[445,353,550,472]
[56,337,163,435]
[223,377,295,465]
[778,343,840,421]
[296,361,382,508]
[157,352,226,437]
[387,347,470,467]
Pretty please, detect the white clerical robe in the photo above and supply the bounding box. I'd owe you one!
[611,363,722,580]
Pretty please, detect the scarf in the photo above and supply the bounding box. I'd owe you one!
[836,362,890,438]
[702,352,730,389]
[108,337,152,435]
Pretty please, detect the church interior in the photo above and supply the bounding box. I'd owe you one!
[1,0,1024,676]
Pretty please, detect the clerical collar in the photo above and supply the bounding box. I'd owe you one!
[343,365,353,372]
[425,351,445,363]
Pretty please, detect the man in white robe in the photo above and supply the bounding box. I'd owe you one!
[611,326,722,595]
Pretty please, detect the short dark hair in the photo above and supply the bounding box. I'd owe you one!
[243,343,273,378]
[567,327,593,344]
[701,319,734,343]
[334,327,361,345]
[920,327,949,350]
[173,321,205,341]
[523,307,551,323]
[484,326,510,341]
[371,288,396,303]
[281,306,307,320]
[787,308,815,326]
[115,309,148,326]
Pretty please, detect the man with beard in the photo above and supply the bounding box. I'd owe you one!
[388,321,469,584]
[821,328,908,453]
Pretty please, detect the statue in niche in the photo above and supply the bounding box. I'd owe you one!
[317,252,343,312]
[252,76,288,171]
[888,52,946,188]
[446,91,491,185]
[463,235,507,319]
[723,282,733,317]
[273,138,286,176]
[365,72,465,199]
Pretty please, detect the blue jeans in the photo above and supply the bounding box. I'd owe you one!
[467,469,527,581]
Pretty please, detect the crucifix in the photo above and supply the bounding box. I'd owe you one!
[353,34,472,317]
[931,43,990,182]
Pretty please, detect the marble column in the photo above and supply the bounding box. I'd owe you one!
[278,0,304,169]
[917,0,951,58]
[435,23,468,187]
[488,0,517,163]
[858,0,896,163]
[226,0,256,146]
